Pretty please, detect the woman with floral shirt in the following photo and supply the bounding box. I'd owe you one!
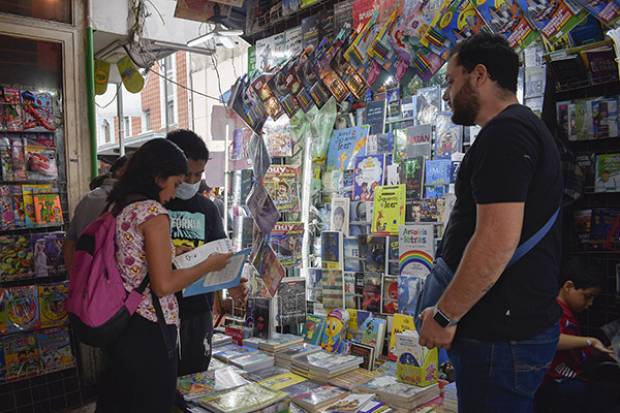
[96,139,230,413]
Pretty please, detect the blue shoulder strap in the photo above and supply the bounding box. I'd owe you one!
[506,207,560,269]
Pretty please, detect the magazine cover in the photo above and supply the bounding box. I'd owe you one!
[321,231,344,270]
[320,270,345,311]
[366,235,386,274]
[303,314,327,345]
[424,159,452,198]
[371,185,406,235]
[247,184,280,236]
[271,222,304,268]
[251,297,272,339]
[382,276,399,315]
[344,237,362,272]
[252,241,286,297]
[361,275,382,313]
[353,154,385,201]
[278,278,307,335]
[33,193,63,225]
[517,0,586,40]
[434,113,463,159]
[595,153,620,193]
[415,86,441,126]
[576,0,620,26]
[399,157,425,200]
[30,231,65,277]
[264,165,301,213]
[230,128,254,171]
[0,234,33,281]
[366,132,394,156]
[399,224,434,277]
[398,274,424,316]
[474,0,537,49]
[3,333,41,381]
[36,327,75,374]
[38,282,68,328]
[5,285,39,333]
[263,116,294,157]
[324,126,370,192]
[406,199,445,222]
[331,197,351,236]
[393,125,433,163]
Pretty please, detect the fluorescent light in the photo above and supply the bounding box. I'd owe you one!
[187,32,214,47]
[218,36,236,49]
[220,29,244,36]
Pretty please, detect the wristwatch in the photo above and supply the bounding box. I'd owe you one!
[433,306,459,328]
[586,338,593,347]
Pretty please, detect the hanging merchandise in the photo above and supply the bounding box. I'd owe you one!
[117,55,145,94]
[94,59,111,95]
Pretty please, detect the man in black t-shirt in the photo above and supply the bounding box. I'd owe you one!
[417,34,562,412]
[165,130,247,377]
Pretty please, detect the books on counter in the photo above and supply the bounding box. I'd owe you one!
[354,376,440,410]
[328,369,378,391]
[213,333,234,348]
[302,314,326,346]
[258,333,305,353]
[229,352,275,373]
[196,383,289,413]
[292,351,364,380]
[258,372,307,390]
[177,372,216,401]
[325,393,375,413]
[275,343,323,368]
[241,366,290,382]
[291,384,349,413]
[213,344,258,363]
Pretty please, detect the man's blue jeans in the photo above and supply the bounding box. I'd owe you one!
[448,323,560,413]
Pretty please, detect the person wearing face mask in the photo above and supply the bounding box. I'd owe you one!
[165,129,248,379]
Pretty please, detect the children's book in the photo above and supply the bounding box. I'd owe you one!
[33,193,63,225]
[346,309,372,341]
[595,153,620,193]
[303,314,327,345]
[264,116,294,157]
[38,282,68,328]
[0,234,33,281]
[365,236,386,274]
[517,0,586,41]
[331,197,351,236]
[371,185,406,236]
[325,127,370,192]
[388,314,416,361]
[321,231,344,270]
[320,270,345,312]
[278,278,307,335]
[434,113,463,159]
[406,198,445,223]
[3,333,41,381]
[424,159,452,198]
[4,285,39,333]
[21,184,53,227]
[357,316,386,359]
[353,154,385,201]
[320,309,349,354]
[393,125,433,163]
[270,222,304,268]
[399,157,425,200]
[473,0,537,49]
[264,165,301,213]
[398,274,423,317]
[252,241,286,297]
[576,0,620,26]
[381,276,398,315]
[30,231,65,277]
[399,224,434,277]
[362,275,382,313]
[36,327,75,374]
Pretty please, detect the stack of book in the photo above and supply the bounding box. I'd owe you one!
[291,352,363,383]
[355,376,440,410]
[229,352,275,372]
[213,344,258,363]
[177,372,216,401]
[324,393,376,413]
[242,366,290,382]
[195,383,289,413]
[439,382,458,413]
[259,333,305,353]
[258,372,307,390]
[291,385,349,413]
[243,337,268,349]
[213,333,234,348]
[274,343,322,368]
[328,369,378,391]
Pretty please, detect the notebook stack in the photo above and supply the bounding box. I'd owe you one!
[291,385,349,413]
[229,352,275,372]
[328,369,378,391]
[274,343,322,368]
[195,383,289,413]
[258,333,305,353]
[291,352,363,383]
[439,382,458,412]
[354,376,440,410]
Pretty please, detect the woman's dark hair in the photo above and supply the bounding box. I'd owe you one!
[108,139,187,214]
[450,32,519,94]
[561,257,606,290]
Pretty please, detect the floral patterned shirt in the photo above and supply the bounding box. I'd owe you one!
[116,200,178,325]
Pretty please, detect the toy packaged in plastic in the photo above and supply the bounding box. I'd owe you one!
[25,140,58,180]
[21,91,56,131]
[3,332,42,381]
[0,234,34,281]
[4,285,39,332]
[37,282,68,328]
[1,87,23,132]
[31,231,65,277]
[36,327,75,374]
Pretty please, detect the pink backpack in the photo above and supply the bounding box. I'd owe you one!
[67,211,149,347]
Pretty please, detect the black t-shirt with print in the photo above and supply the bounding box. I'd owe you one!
[440,104,563,341]
[166,194,226,317]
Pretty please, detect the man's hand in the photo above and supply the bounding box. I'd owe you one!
[418,307,457,350]
[228,277,249,303]
[590,338,614,355]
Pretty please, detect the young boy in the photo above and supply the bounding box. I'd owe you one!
[535,258,618,412]
[166,130,247,376]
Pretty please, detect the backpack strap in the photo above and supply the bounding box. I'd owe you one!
[151,290,176,360]
[506,206,560,269]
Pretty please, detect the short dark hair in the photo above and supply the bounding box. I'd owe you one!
[89,174,108,190]
[108,139,187,214]
[110,155,129,176]
[451,33,519,93]
[166,129,210,162]
[561,258,606,290]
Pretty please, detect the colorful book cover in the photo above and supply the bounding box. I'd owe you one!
[382,276,399,314]
[331,197,351,236]
[399,224,434,277]
[260,372,307,390]
[271,222,304,268]
[321,270,345,311]
[398,274,424,316]
[371,185,406,236]
[366,132,394,155]
[4,285,39,333]
[393,125,433,163]
[33,193,63,225]
[3,333,41,381]
[366,236,386,273]
[432,0,488,53]
[346,309,372,340]
[251,297,271,339]
[358,316,386,358]
[399,156,425,200]
[332,44,371,101]
[0,234,33,281]
[415,86,441,126]
[434,112,463,159]
[36,327,75,374]
[334,0,355,28]
[424,159,452,198]
[278,278,307,335]
[344,272,357,309]
[303,314,327,345]
[388,314,416,361]
[264,165,301,213]
[21,184,53,227]
[30,231,65,277]
[517,0,587,41]
[320,309,349,353]
[252,241,286,297]
[1,87,23,131]
[362,275,382,313]
[321,231,344,270]
[406,198,444,223]
[474,0,538,49]
[38,282,68,328]
[246,184,280,236]
[595,153,620,193]
[576,0,620,26]
[325,126,370,192]
[353,154,385,201]
[229,76,267,133]
[344,238,362,272]
[348,344,376,371]
[264,116,294,157]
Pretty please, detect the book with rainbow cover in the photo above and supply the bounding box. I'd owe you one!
[398,224,434,277]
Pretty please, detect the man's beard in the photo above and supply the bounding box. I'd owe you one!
[451,80,480,126]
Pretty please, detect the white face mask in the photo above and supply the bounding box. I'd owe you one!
[175,181,200,200]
